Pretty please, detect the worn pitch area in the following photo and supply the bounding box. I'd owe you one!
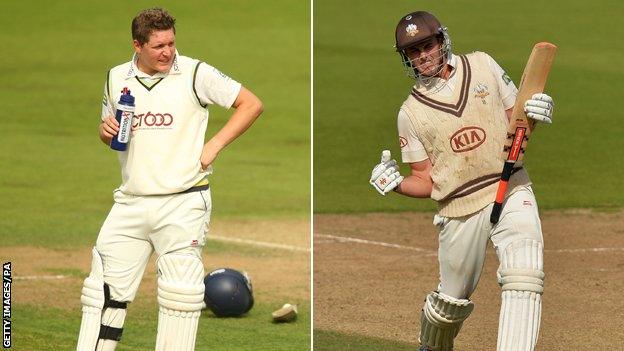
[314,210,624,350]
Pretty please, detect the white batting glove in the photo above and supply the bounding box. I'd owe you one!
[370,150,404,196]
[524,93,554,124]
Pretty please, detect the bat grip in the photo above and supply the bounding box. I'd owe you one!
[490,161,515,224]
[490,202,504,225]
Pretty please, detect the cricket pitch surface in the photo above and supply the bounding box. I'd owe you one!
[314,209,624,350]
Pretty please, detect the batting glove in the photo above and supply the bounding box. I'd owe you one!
[370,150,404,196]
[524,93,554,124]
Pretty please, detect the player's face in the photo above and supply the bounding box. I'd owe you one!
[405,38,443,77]
[133,29,176,75]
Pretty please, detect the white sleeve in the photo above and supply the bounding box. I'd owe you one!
[101,77,114,121]
[485,53,518,110]
[194,62,242,109]
[397,108,428,163]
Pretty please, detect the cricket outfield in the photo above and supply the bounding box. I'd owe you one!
[313,0,623,350]
[0,1,310,349]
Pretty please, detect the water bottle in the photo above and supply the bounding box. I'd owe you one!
[110,88,135,151]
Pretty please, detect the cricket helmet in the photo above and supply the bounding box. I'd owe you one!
[203,268,254,317]
[394,11,452,80]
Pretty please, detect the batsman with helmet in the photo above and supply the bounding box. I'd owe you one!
[369,11,554,351]
[76,8,263,351]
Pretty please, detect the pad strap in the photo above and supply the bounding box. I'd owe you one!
[99,325,123,341]
[103,284,128,309]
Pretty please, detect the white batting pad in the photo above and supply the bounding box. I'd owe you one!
[155,253,205,351]
[77,248,105,351]
[419,291,474,351]
[497,239,544,351]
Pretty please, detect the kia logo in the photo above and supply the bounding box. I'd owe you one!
[449,126,486,153]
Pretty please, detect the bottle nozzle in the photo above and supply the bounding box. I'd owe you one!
[118,87,135,104]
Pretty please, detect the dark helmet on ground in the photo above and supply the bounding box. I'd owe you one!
[394,11,452,80]
[203,268,254,317]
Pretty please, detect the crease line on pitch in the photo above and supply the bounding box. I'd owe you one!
[315,233,624,255]
[13,275,67,281]
[546,247,624,253]
[315,233,436,255]
[209,235,310,252]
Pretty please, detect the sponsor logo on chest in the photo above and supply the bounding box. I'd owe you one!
[449,126,486,153]
[132,111,175,130]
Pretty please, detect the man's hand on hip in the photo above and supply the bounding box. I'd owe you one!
[200,140,223,171]
[370,150,403,196]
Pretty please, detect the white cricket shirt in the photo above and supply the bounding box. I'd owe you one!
[101,52,241,195]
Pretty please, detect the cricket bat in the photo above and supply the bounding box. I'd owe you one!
[490,42,557,224]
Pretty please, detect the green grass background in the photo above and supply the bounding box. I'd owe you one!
[14,301,310,351]
[314,0,624,214]
[0,0,310,247]
[313,0,623,348]
[1,0,310,349]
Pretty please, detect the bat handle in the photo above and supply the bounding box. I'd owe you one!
[490,201,504,224]
[490,161,515,224]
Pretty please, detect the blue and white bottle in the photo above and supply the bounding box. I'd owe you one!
[110,88,135,151]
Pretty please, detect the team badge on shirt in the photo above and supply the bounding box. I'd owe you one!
[473,83,490,104]
[399,136,408,148]
[212,67,232,81]
[502,72,512,85]
[405,24,419,37]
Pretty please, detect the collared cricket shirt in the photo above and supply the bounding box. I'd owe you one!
[102,52,241,195]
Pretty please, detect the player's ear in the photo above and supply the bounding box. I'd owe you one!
[132,39,142,54]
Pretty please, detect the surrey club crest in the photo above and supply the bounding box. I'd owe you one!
[405,24,419,37]
[473,83,490,104]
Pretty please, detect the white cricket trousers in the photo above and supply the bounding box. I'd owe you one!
[434,186,543,299]
[95,188,211,302]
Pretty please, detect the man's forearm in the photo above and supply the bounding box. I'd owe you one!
[207,99,263,152]
[394,174,433,198]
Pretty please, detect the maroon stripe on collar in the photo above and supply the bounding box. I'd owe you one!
[411,55,472,117]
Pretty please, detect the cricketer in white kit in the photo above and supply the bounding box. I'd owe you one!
[76,8,263,351]
[369,11,554,351]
